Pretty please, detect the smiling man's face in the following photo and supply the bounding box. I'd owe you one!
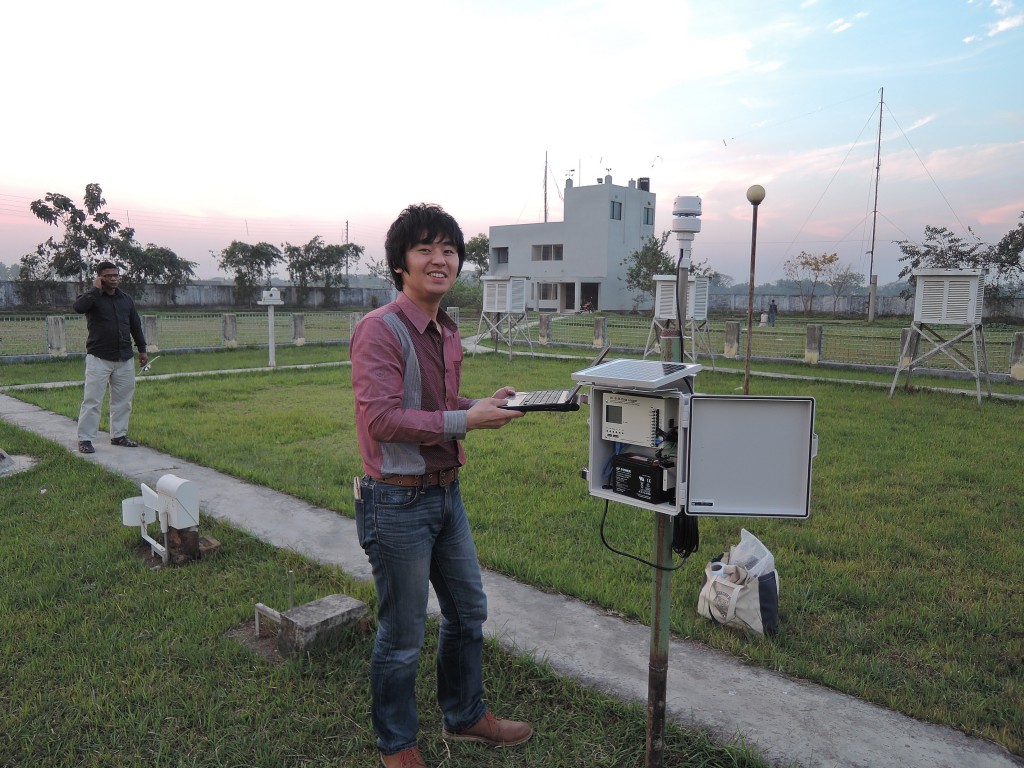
[396,234,459,309]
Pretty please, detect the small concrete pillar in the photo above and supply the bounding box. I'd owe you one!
[222,314,238,348]
[1010,332,1023,381]
[804,324,823,365]
[538,313,551,345]
[292,313,305,346]
[898,327,920,368]
[446,306,460,324]
[349,312,364,341]
[46,315,67,357]
[278,594,370,658]
[759,312,768,327]
[143,315,159,352]
[724,321,739,359]
[593,316,607,348]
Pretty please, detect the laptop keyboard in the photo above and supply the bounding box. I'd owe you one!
[519,389,566,405]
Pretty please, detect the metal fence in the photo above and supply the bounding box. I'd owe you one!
[1,311,1020,375]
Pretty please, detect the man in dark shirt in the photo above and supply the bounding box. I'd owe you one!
[73,260,149,453]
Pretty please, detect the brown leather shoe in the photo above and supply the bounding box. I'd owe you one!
[442,711,533,747]
[379,746,427,767]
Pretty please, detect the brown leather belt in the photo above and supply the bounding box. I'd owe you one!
[378,467,460,488]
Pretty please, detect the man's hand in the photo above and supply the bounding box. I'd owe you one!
[138,352,150,368]
[93,276,103,289]
[467,396,524,430]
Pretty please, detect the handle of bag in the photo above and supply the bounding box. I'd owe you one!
[719,578,742,624]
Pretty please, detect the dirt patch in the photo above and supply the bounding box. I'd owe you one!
[225,621,285,665]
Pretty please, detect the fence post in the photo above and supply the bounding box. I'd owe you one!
[143,315,159,352]
[538,314,551,345]
[293,314,305,346]
[46,316,67,357]
[223,314,238,349]
[349,312,364,342]
[1011,332,1024,381]
[804,324,823,365]
[593,316,607,348]
[724,321,739,358]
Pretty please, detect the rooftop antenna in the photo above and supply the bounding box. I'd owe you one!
[544,151,549,222]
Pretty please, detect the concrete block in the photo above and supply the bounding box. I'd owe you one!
[277,594,369,658]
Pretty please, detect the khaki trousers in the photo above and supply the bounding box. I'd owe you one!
[77,354,136,442]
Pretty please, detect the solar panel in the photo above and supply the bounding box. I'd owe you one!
[571,358,702,390]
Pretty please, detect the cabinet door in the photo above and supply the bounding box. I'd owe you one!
[685,395,817,518]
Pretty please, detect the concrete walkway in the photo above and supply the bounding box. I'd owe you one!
[1,391,1020,768]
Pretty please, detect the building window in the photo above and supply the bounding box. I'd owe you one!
[610,201,623,220]
[531,244,563,261]
[494,247,508,264]
[538,283,558,300]
[643,206,654,225]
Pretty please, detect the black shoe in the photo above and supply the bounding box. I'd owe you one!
[110,436,139,447]
[78,440,95,454]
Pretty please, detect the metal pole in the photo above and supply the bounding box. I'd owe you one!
[743,204,759,395]
[645,512,674,768]
[743,185,765,395]
[267,305,276,368]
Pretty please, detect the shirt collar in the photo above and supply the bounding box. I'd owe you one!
[396,293,457,335]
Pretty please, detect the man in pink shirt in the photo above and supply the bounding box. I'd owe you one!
[351,203,531,768]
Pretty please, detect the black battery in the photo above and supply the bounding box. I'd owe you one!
[611,454,674,504]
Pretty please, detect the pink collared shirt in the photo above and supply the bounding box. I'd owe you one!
[351,293,474,479]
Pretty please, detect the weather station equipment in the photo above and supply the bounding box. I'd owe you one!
[257,286,285,368]
[475,276,532,359]
[572,351,817,768]
[890,268,991,403]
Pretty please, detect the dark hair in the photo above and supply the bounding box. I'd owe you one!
[95,260,118,274]
[384,203,465,290]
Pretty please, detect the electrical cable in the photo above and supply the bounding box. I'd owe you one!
[598,498,690,571]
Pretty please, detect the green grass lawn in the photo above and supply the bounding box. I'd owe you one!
[4,347,1023,759]
[0,423,774,768]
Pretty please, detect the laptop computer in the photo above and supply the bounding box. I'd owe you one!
[500,347,610,412]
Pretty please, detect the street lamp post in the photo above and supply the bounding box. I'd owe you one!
[743,185,765,395]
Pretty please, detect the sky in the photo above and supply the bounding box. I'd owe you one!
[1,0,1022,286]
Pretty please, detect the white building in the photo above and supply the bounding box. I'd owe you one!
[487,174,656,312]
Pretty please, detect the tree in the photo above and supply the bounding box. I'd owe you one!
[824,262,866,314]
[29,183,130,289]
[783,251,839,312]
[621,231,674,312]
[284,236,324,305]
[896,218,1024,301]
[691,257,733,288]
[121,244,197,305]
[322,242,363,300]
[465,233,490,277]
[14,245,63,306]
[216,240,283,306]
[284,237,364,307]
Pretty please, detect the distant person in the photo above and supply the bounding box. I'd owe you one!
[73,261,148,453]
[768,300,778,327]
[350,203,531,768]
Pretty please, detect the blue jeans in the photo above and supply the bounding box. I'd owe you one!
[355,477,487,754]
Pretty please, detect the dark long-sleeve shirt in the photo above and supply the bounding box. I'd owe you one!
[72,287,147,362]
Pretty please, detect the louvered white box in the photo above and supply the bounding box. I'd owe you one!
[653,275,708,321]
[482,276,528,314]
[913,269,985,325]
